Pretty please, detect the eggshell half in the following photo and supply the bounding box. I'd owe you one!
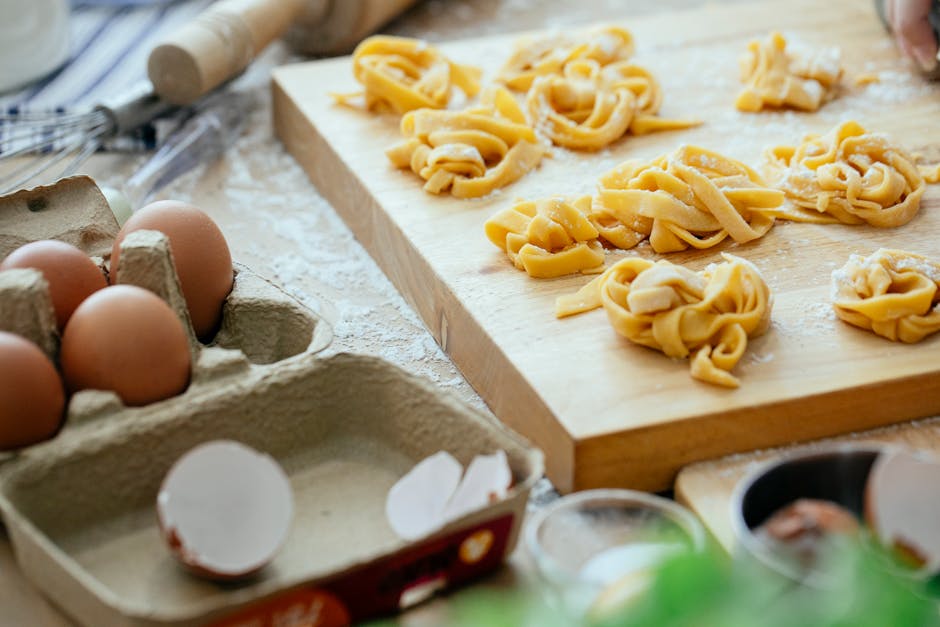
[865,448,940,574]
[157,440,294,580]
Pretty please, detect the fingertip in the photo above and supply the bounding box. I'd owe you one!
[913,44,939,71]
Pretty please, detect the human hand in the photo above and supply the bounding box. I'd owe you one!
[886,0,938,71]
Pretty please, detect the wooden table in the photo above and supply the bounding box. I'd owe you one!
[2,0,935,624]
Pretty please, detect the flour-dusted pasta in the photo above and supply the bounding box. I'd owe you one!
[592,145,783,253]
[736,31,842,112]
[484,196,605,278]
[556,254,773,388]
[386,86,546,198]
[765,121,929,227]
[333,36,482,114]
[526,60,701,150]
[832,249,940,343]
[497,26,635,92]
[498,26,699,150]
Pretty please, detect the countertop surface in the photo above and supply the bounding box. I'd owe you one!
[0,0,898,624]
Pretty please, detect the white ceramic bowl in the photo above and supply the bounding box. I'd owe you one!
[0,0,70,94]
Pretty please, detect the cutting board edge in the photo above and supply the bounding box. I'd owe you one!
[576,367,940,492]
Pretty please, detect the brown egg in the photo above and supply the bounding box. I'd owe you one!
[0,240,107,330]
[111,201,233,341]
[61,285,191,406]
[0,331,65,450]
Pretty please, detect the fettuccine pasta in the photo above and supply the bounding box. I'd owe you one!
[498,26,699,150]
[527,60,701,150]
[556,254,773,388]
[832,249,940,343]
[497,26,635,92]
[333,36,482,114]
[592,145,783,253]
[736,31,842,112]
[484,196,605,278]
[764,121,929,227]
[386,87,546,198]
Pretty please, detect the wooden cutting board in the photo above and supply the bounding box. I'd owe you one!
[272,0,940,492]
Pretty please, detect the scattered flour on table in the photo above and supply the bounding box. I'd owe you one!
[774,299,837,343]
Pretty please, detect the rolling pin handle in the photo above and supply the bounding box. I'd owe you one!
[148,0,306,105]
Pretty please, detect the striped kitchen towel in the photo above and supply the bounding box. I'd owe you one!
[0,0,214,154]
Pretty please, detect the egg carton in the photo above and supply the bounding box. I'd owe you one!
[0,177,544,626]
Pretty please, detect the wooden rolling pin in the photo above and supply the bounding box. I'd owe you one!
[148,0,418,105]
[285,0,418,56]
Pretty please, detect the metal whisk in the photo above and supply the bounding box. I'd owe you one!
[0,83,174,195]
[0,0,351,198]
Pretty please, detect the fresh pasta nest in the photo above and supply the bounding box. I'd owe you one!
[765,121,929,227]
[526,60,701,150]
[736,31,842,112]
[556,254,773,388]
[832,249,940,343]
[499,25,699,150]
[592,145,784,253]
[484,196,604,278]
[333,36,482,114]
[497,26,635,92]
[385,87,546,198]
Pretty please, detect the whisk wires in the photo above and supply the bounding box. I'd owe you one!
[0,109,113,195]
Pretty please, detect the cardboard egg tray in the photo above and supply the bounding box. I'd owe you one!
[0,178,544,626]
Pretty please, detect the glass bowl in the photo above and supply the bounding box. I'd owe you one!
[525,489,707,618]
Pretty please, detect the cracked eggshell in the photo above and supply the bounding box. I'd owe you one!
[387,450,513,541]
[157,440,294,581]
[386,451,463,541]
[865,448,940,574]
[441,450,512,522]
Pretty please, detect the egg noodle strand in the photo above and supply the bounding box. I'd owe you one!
[556,254,773,388]
[832,248,940,343]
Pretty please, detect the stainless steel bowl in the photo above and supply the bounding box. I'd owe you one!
[730,444,886,587]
